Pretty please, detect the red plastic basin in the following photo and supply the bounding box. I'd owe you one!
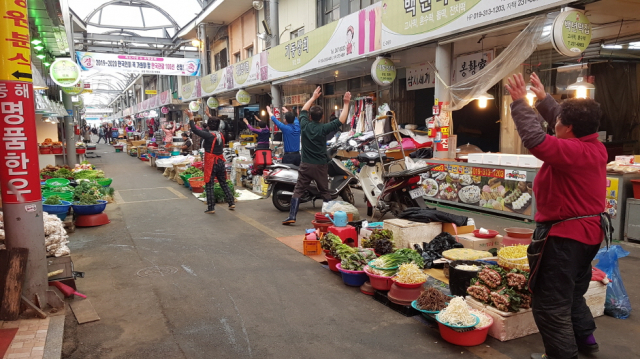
[325,254,339,272]
[438,313,493,346]
[364,266,393,291]
[504,227,534,239]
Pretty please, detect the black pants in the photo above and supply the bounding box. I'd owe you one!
[282,152,301,166]
[205,160,234,209]
[532,236,600,359]
[256,143,270,150]
[292,162,330,201]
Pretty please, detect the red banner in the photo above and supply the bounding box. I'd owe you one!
[0,81,41,203]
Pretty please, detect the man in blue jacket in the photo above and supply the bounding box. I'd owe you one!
[267,105,301,166]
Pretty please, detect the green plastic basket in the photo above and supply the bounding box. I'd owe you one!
[45,178,70,188]
[96,178,113,187]
[42,191,74,201]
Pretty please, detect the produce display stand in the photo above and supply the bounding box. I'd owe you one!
[604,172,640,241]
[412,158,539,221]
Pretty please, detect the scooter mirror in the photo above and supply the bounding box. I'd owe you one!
[348,139,357,147]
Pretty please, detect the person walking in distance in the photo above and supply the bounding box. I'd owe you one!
[282,87,351,225]
[506,72,611,359]
[97,126,106,144]
[184,109,235,214]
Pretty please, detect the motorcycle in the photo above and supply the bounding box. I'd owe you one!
[264,143,357,211]
[351,137,436,218]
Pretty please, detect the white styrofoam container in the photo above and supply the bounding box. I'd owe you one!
[467,153,484,164]
[466,280,606,342]
[518,154,543,168]
[499,154,519,166]
[482,153,502,165]
[383,219,442,249]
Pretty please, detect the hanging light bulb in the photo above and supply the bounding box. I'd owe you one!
[261,110,266,116]
[33,45,44,51]
[476,93,494,109]
[191,39,201,48]
[526,84,536,107]
[567,76,595,99]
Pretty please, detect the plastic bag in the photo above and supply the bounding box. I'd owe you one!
[594,245,631,319]
[322,200,360,221]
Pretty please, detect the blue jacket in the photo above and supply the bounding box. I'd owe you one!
[271,115,300,153]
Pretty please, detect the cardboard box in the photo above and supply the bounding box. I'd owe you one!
[455,233,503,251]
[482,153,501,165]
[442,223,475,235]
[499,154,519,166]
[467,153,483,164]
[383,219,442,248]
[337,149,359,158]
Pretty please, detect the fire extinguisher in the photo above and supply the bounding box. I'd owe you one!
[74,125,80,136]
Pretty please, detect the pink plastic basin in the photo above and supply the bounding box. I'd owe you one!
[364,266,394,291]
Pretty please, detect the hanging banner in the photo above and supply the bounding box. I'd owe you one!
[145,90,157,95]
[50,58,82,87]
[371,57,396,86]
[551,9,592,57]
[406,62,436,90]
[0,0,32,83]
[268,3,382,80]
[201,69,224,96]
[381,0,572,53]
[76,51,201,76]
[453,50,494,83]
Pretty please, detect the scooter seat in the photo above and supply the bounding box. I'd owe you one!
[383,165,438,178]
[281,163,299,170]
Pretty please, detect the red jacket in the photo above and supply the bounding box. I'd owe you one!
[511,96,607,245]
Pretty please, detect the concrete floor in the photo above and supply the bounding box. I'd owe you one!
[61,143,640,359]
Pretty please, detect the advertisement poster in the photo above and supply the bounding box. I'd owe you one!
[605,177,619,218]
[418,162,534,216]
[76,51,201,76]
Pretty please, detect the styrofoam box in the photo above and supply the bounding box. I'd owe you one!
[467,153,483,164]
[455,233,503,251]
[466,280,606,342]
[383,219,442,249]
[518,154,543,168]
[482,153,501,165]
[499,154,519,166]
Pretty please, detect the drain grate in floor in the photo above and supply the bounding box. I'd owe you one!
[136,266,179,277]
[116,187,186,204]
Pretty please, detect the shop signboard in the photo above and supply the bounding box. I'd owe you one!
[371,57,396,86]
[381,0,572,53]
[61,79,85,95]
[159,90,171,106]
[453,50,494,83]
[50,58,82,87]
[406,62,435,90]
[551,9,592,57]
[236,90,251,105]
[76,51,201,76]
[201,69,224,96]
[145,90,157,95]
[417,162,534,216]
[207,97,219,109]
[283,93,310,106]
[268,3,382,80]
[0,0,32,83]
[605,177,619,218]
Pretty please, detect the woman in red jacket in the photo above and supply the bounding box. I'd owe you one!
[507,73,611,359]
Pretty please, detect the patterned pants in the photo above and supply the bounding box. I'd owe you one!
[205,160,234,209]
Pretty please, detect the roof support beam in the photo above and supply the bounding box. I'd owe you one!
[74,33,176,45]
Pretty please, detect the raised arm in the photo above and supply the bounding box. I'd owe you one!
[506,73,546,149]
[338,91,352,124]
[302,86,321,112]
[184,110,212,139]
[530,72,560,127]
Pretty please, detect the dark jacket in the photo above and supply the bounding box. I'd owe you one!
[189,121,223,154]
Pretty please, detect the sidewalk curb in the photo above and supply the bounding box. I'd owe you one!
[43,314,65,359]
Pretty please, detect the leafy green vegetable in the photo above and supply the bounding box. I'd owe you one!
[73,170,105,180]
[75,193,99,205]
[53,168,74,178]
[73,181,103,202]
[340,248,377,271]
[321,233,342,252]
[50,186,73,193]
[43,196,63,205]
[362,229,395,255]
[394,248,425,268]
[184,167,204,176]
[213,180,239,202]
[334,244,356,261]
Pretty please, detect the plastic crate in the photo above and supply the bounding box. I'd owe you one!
[303,239,322,256]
